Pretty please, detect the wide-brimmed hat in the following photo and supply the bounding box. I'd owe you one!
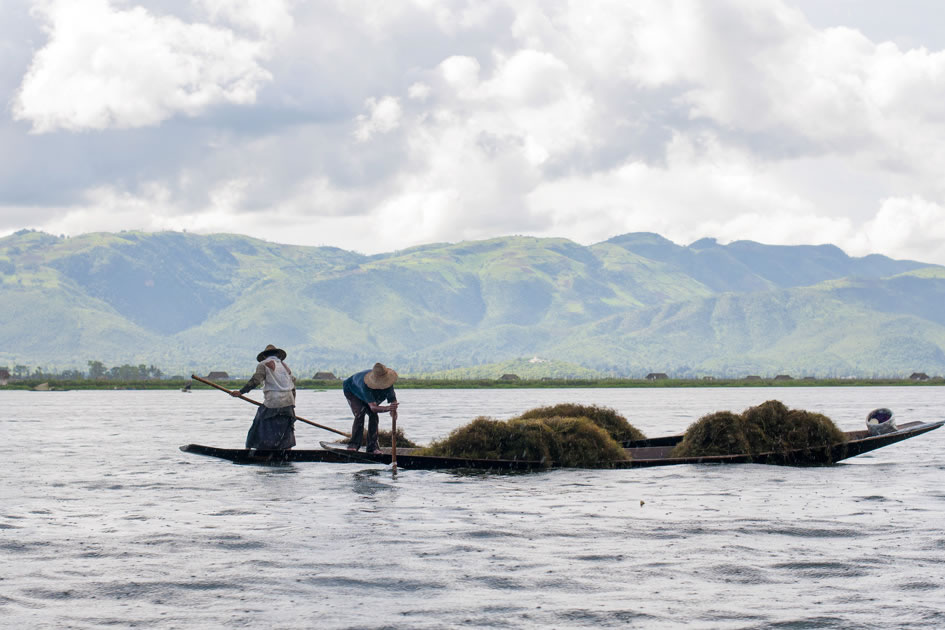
[364,362,398,389]
[257,344,287,362]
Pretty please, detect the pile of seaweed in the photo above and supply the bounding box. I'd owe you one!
[670,400,847,458]
[341,428,419,449]
[418,404,645,468]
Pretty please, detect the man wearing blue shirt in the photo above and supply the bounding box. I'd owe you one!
[343,362,399,454]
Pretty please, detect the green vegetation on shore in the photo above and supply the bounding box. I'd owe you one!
[2,376,942,391]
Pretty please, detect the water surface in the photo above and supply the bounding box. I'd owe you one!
[2,387,944,628]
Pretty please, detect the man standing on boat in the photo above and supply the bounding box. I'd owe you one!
[231,344,297,450]
[343,363,399,454]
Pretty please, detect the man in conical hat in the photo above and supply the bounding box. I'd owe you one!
[231,344,297,449]
[342,362,399,454]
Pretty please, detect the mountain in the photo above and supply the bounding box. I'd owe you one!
[1,229,943,378]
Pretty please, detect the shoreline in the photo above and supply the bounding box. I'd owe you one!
[2,377,943,391]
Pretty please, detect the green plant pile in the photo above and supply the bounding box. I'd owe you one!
[517,403,646,443]
[418,403,642,467]
[670,400,847,458]
[341,428,419,449]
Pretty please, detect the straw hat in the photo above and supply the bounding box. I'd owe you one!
[256,344,287,362]
[364,362,398,389]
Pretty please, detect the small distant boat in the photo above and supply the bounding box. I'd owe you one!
[180,420,942,469]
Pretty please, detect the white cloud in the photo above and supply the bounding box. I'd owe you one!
[196,0,294,38]
[408,82,432,101]
[13,0,274,132]
[862,196,945,262]
[354,96,403,141]
[7,0,945,267]
[524,131,814,244]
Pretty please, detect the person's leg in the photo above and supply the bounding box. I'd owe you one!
[366,411,380,452]
[346,392,367,450]
[245,406,265,448]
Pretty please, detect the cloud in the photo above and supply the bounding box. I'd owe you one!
[355,96,403,141]
[863,196,945,263]
[13,0,275,132]
[6,0,945,267]
[196,0,294,38]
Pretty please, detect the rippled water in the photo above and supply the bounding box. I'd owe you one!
[2,387,944,629]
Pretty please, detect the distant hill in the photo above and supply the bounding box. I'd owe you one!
[2,229,943,378]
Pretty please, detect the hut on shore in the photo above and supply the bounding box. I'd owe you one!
[313,371,337,380]
[206,371,230,380]
[646,372,669,380]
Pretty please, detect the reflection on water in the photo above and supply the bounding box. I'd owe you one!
[1,387,943,629]
[350,469,397,499]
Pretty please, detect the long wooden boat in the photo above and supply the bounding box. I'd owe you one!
[180,420,942,470]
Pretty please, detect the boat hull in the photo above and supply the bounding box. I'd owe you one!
[181,420,943,470]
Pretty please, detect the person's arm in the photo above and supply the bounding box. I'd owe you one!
[231,363,265,396]
[368,388,398,413]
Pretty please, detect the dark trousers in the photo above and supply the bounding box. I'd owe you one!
[345,391,379,450]
[245,405,296,449]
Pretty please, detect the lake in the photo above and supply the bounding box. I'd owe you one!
[2,387,944,629]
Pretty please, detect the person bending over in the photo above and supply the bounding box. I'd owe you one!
[343,363,399,454]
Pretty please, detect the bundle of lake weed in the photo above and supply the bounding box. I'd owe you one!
[418,414,629,467]
[341,428,419,449]
[671,400,847,458]
[516,403,647,443]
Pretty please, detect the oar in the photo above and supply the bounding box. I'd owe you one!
[191,374,350,438]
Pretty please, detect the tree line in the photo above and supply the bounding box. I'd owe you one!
[1,361,164,381]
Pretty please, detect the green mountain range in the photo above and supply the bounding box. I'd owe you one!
[2,229,944,378]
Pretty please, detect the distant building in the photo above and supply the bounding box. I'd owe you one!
[802,376,817,381]
[774,374,793,381]
[206,371,230,380]
[909,372,930,381]
[743,375,762,381]
[0,368,9,385]
[702,376,716,381]
[498,373,520,381]
[646,373,669,380]
[312,371,337,380]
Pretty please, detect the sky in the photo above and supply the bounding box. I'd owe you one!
[2,0,945,264]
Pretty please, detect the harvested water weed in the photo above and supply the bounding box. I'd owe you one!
[517,403,646,443]
[671,400,848,458]
[341,428,419,449]
[418,404,645,467]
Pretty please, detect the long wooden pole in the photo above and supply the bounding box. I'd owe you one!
[191,374,350,438]
[391,413,398,474]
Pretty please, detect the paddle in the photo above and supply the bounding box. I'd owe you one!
[191,374,350,438]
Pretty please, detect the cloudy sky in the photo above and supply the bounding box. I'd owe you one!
[3,0,945,264]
